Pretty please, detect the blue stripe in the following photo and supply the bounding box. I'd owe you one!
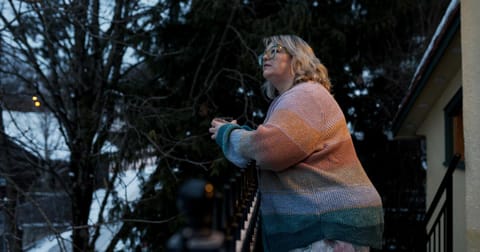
[261,185,381,214]
[261,207,384,251]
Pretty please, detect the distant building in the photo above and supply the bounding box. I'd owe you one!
[1,94,72,250]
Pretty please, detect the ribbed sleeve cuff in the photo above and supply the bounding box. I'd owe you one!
[215,124,253,153]
[216,124,240,150]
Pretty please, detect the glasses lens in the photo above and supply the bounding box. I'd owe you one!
[269,47,278,58]
[258,54,264,67]
[258,45,283,67]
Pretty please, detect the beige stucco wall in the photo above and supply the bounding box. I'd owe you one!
[394,2,480,250]
[461,0,480,251]
[417,70,465,252]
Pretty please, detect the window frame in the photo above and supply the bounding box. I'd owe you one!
[443,88,464,168]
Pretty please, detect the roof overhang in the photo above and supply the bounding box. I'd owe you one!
[391,1,460,137]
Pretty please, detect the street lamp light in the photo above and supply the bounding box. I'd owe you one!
[32,96,41,107]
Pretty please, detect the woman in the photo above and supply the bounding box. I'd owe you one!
[209,35,383,252]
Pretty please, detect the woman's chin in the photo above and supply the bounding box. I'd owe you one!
[263,71,273,80]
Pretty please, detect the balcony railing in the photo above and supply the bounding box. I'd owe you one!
[424,153,461,252]
[167,162,260,252]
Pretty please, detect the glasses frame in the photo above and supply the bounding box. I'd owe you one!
[257,44,286,67]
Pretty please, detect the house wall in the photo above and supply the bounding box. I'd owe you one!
[461,0,480,250]
[417,68,465,252]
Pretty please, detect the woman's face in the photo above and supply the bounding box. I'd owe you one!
[262,43,294,87]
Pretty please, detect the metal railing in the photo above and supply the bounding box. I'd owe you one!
[424,154,461,252]
[167,162,260,252]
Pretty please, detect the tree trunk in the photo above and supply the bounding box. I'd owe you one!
[70,147,95,252]
[4,182,22,252]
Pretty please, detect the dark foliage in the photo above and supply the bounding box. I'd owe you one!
[0,0,450,250]
[111,0,454,250]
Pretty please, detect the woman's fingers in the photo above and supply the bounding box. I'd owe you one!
[208,126,215,133]
[209,118,236,140]
[209,121,220,140]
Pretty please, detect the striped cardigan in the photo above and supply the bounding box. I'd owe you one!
[216,82,384,251]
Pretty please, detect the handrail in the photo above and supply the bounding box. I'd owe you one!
[424,154,460,222]
[167,162,260,252]
[424,153,461,252]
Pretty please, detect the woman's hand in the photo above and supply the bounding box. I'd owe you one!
[209,118,237,140]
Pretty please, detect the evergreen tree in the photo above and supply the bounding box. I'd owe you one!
[0,0,451,250]
[104,0,449,251]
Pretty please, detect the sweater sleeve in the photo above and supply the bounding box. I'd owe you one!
[233,109,322,171]
[214,120,310,171]
[216,83,344,172]
[215,124,253,168]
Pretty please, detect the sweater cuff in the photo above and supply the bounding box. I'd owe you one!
[215,124,241,150]
[215,124,253,152]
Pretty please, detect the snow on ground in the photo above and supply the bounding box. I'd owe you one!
[26,161,156,252]
[3,110,156,251]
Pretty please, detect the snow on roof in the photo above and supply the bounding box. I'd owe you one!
[2,111,120,160]
[410,0,460,84]
[391,0,460,132]
[2,111,70,161]
[3,109,140,250]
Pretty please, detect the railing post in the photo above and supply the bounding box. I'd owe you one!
[424,153,461,252]
[166,179,225,252]
[166,162,260,252]
[445,176,453,252]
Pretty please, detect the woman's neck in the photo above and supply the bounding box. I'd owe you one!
[274,78,295,95]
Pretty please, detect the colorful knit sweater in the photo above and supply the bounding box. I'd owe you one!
[216,82,384,251]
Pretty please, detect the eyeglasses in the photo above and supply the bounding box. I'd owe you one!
[257,45,286,67]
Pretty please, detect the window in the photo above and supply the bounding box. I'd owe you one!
[444,88,464,167]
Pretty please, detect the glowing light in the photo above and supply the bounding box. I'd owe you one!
[204,183,214,198]
[32,96,41,107]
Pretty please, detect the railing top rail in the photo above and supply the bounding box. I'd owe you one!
[424,153,461,223]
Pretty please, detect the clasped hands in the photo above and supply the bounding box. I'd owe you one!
[209,117,237,140]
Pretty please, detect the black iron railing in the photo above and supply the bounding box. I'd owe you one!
[168,162,260,252]
[424,154,461,252]
[217,163,260,252]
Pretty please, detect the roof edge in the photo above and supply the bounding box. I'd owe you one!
[391,1,460,136]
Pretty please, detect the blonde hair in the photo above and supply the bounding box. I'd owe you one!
[262,35,331,99]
